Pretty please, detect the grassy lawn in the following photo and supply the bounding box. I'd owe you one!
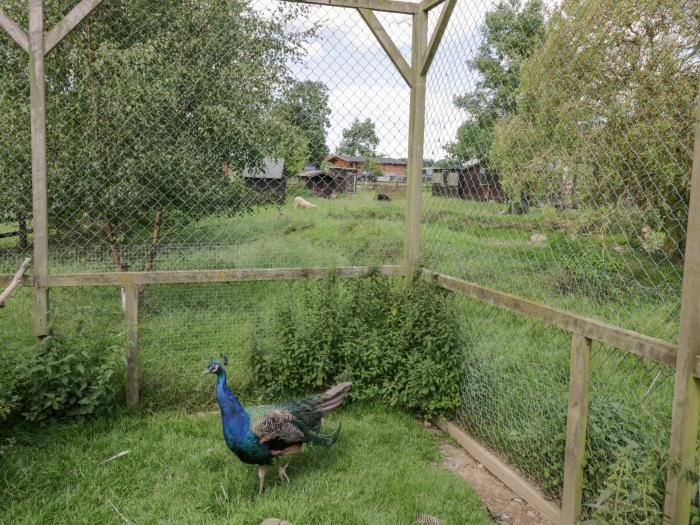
[0,405,494,525]
[0,188,685,517]
[2,188,680,339]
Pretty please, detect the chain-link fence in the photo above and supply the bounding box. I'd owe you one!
[1,0,698,523]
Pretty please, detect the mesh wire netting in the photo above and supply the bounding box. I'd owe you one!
[1,0,698,521]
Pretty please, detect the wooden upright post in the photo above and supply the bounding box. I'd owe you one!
[125,283,139,409]
[664,84,700,524]
[28,0,49,339]
[561,333,592,524]
[403,10,427,277]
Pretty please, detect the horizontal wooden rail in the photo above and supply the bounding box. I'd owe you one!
[421,269,694,375]
[280,0,418,13]
[0,265,402,288]
[436,419,562,524]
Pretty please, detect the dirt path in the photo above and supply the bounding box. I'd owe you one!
[435,429,553,525]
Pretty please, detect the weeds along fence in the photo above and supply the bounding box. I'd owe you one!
[0,0,698,523]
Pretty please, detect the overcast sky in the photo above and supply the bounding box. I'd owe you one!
[251,0,491,160]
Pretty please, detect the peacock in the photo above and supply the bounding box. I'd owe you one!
[202,356,352,495]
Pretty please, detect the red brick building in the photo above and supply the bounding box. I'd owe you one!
[326,155,407,178]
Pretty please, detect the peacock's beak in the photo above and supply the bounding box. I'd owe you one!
[201,368,211,375]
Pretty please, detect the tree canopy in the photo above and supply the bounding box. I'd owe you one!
[279,80,331,167]
[489,0,699,258]
[336,118,380,157]
[0,0,316,268]
[445,0,546,167]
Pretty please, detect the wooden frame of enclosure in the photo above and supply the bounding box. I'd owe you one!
[1,1,698,523]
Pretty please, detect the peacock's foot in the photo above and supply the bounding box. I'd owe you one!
[277,461,290,483]
[258,465,266,496]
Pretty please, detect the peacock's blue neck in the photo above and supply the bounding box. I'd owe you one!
[215,368,250,446]
[215,369,245,416]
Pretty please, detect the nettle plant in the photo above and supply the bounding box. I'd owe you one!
[250,272,464,419]
[13,315,124,425]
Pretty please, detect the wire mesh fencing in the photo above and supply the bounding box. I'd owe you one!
[421,0,697,520]
[0,0,698,522]
[0,0,415,275]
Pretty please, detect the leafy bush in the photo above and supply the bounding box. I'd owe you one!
[585,441,666,525]
[4,329,124,425]
[250,272,463,418]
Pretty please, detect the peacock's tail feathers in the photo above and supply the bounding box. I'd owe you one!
[317,381,353,414]
[296,420,342,447]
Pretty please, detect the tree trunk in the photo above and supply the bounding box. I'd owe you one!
[139,210,162,296]
[143,209,162,273]
[105,220,127,272]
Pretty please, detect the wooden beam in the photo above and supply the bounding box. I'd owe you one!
[44,0,104,55]
[357,8,412,87]
[28,0,49,339]
[0,265,402,287]
[0,258,31,308]
[561,334,591,524]
[664,82,700,524]
[423,270,678,369]
[420,0,456,76]
[0,10,29,53]
[403,9,428,276]
[420,0,446,12]
[124,284,139,409]
[281,0,418,14]
[435,419,562,524]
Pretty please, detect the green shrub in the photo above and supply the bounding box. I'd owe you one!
[585,441,665,525]
[250,272,463,418]
[16,330,123,424]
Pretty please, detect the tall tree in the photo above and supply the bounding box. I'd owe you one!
[490,0,699,259]
[446,0,546,166]
[280,80,331,166]
[336,118,379,157]
[0,0,315,269]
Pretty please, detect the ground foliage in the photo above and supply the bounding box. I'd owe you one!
[0,313,123,426]
[250,272,463,418]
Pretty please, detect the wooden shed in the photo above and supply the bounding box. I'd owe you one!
[298,167,357,198]
[242,157,287,204]
[431,160,504,202]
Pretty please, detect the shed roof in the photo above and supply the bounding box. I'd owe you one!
[242,157,285,179]
[327,155,407,166]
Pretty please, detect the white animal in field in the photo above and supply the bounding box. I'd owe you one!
[293,196,318,209]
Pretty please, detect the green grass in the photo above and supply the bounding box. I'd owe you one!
[0,405,494,525]
[0,188,685,518]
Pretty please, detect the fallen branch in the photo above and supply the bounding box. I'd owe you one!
[99,450,129,465]
[0,257,31,308]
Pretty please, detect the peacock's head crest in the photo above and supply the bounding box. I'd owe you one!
[202,354,228,376]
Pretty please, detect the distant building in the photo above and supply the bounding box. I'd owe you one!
[431,160,504,202]
[326,155,407,178]
[242,157,287,204]
[297,167,357,198]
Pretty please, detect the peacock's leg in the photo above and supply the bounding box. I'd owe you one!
[258,465,266,496]
[277,459,290,483]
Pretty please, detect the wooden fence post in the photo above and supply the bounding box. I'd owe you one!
[124,284,139,409]
[403,9,427,278]
[664,82,700,524]
[561,333,591,524]
[28,0,49,339]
